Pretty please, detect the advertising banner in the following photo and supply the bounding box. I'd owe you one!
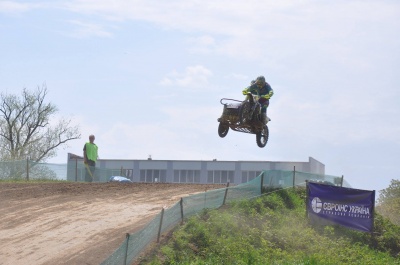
[307,182,375,232]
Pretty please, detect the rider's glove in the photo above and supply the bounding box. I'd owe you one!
[262,91,274,100]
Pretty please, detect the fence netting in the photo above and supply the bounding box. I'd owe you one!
[0,159,70,180]
[0,159,125,181]
[0,160,347,264]
[0,160,351,187]
[101,170,345,265]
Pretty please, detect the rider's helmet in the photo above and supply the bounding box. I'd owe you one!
[255,76,266,88]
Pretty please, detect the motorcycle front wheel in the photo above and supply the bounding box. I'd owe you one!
[256,125,269,147]
[239,101,251,124]
[218,122,229,138]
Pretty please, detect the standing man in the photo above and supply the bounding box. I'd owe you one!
[83,134,98,182]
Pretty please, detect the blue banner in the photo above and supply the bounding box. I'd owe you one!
[307,182,375,232]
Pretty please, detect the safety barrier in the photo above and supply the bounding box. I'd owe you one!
[0,159,131,182]
[100,170,346,265]
[0,160,348,264]
[0,160,350,187]
[0,159,69,181]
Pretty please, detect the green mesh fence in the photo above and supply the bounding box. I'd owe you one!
[0,159,27,180]
[0,159,126,182]
[101,170,346,265]
[0,159,69,180]
[101,173,265,265]
[0,161,345,264]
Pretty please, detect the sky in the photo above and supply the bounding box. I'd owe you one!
[1,1,399,195]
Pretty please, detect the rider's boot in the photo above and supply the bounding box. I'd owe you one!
[262,113,268,124]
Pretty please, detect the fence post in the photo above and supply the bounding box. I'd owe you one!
[75,158,78,182]
[180,198,184,224]
[123,233,130,265]
[120,166,123,176]
[260,172,264,194]
[157,208,165,243]
[305,180,309,219]
[204,189,207,209]
[340,175,344,187]
[292,166,296,188]
[222,182,230,205]
[26,158,29,181]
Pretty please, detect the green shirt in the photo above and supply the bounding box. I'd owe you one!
[84,142,98,162]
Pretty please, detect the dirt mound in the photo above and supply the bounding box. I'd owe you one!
[0,182,224,265]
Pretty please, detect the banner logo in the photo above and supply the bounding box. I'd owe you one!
[311,197,322,213]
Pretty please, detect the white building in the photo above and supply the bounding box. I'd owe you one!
[67,154,328,185]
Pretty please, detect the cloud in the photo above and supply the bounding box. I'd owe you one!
[63,0,400,61]
[187,35,216,54]
[159,65,213,89]
[67,20,113,38]
[9,1,398,63]
[0,1,31,14]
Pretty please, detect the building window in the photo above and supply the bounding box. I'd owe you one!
[241,171,262,183]
[207,170,234,184]
[194,170,200,183]
[140,169,166,182]
[173,170,201,183]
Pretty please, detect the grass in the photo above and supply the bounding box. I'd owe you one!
[138,187,400,265]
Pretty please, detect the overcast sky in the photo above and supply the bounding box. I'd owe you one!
[1,1,399,194]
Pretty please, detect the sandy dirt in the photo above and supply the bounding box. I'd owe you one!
[0,182,225,265]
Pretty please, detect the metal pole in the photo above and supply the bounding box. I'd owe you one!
[26,158,29,181]
[260,172,264,194]
[305,180,309,219]
[180,198,184,224]
[123,233,130,265]
[340,175,344,187]
[371,190,376,233]
[157,208,165,243]
[222,182,230,205]
[204,189,207,209]
[293,166,296,188]
[121,166,123,176]
[75,158,78,182]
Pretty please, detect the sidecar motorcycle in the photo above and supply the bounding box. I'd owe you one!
[217,93,270,148]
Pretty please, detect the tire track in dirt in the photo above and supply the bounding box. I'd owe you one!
[0,182,224,265]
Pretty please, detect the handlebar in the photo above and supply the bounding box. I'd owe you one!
[220,98,243,105]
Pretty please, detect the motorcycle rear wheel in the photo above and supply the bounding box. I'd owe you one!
[239,101,251,124]
[218,122,229,138]
[256,125,269,147]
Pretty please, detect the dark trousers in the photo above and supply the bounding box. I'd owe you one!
[85,160,96,182]
[261,99,270,114]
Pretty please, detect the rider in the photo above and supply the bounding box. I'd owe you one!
[242,75,274,124]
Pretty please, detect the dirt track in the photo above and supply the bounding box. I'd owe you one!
[0,182,224,265]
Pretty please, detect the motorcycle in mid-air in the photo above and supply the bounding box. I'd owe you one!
[217,92,270,148]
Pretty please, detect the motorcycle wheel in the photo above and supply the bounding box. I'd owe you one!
[239,101,251,124]
[218,122,229,138]
[256,125,269,147]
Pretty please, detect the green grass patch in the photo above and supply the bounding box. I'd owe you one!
[139,187,400,265]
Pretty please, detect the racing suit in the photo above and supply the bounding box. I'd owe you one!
[242,82,274,124]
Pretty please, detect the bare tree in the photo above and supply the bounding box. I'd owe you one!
[0,85,81,162]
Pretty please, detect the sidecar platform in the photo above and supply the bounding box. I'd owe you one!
[217,98,242,125]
